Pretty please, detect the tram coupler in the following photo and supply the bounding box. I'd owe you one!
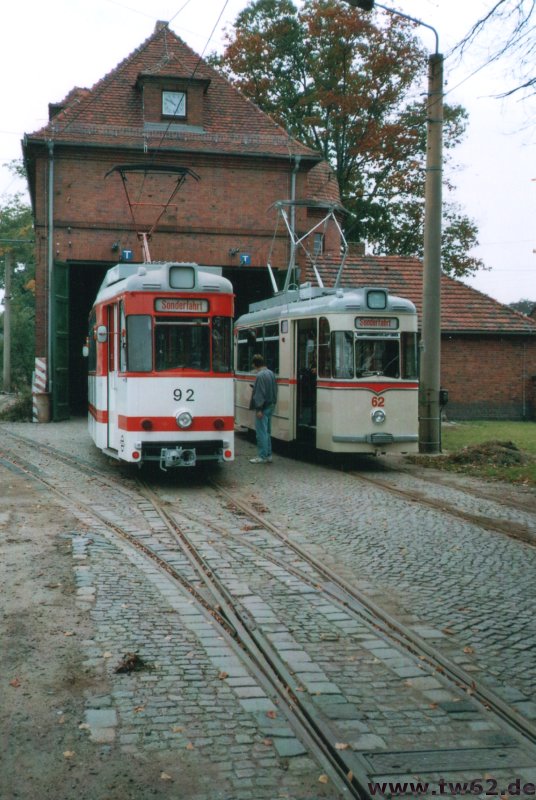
[160,447,196,470]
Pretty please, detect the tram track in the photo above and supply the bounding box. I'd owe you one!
[2,427,536,791]
[0,431,366,797]
[347,469,536,546]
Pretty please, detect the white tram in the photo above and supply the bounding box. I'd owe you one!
[233,196,419,455]
[86,261,235,469]
[235,284,419,454]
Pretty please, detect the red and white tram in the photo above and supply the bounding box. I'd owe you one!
[86,261,235,469]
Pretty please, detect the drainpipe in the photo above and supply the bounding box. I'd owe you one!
[289,155,301,287]
[47,140,54,401]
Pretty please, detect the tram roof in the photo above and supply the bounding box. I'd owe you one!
[235,284,416,326]
[94,261,232,304]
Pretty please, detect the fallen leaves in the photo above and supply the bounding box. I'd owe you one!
[63,751,75,759]
[318,774,329,784]
[9,677,21,688]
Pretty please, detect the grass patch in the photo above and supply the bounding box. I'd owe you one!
[412,421,536,485]
[0,392,33,422]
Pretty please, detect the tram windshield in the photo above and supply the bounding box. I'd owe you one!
[331,332,404,379]
[125,315,232,372]
[155,318,210,371]
[355,335,399,378]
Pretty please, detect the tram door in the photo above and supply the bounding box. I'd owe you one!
[107,304,119,450]
[295,319,317,443]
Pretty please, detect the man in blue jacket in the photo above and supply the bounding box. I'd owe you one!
[249,354,278,464]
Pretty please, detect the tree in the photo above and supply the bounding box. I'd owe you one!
[454,0,535,99]
[1,162,35,389]
[509,298,536,315]
[212,0,484,277]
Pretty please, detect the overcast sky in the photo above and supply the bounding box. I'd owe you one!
[1,0,534,305]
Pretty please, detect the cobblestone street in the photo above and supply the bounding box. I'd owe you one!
[1,419,535,800]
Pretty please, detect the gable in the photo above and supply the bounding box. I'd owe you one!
[25,22,318,162]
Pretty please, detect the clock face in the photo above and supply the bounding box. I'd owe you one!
[162,91,186,117]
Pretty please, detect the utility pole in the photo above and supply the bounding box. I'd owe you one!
[2,251,11,393]
[345,0,444,453]
[420,52,443,453]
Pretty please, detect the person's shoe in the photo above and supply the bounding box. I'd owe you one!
[249,457,267,463]
[265,457,273,463]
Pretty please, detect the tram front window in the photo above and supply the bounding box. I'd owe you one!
[355,336,399,378]
[155,318,210,371]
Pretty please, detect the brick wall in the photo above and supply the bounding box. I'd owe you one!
[31,145,315,355]
[441,335,536,420]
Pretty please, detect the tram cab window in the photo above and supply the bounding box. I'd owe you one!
[332,331,354,378]
[119,303,127,373]
[155,317,210,372]
[212,317,232,373]
[401,332,418,379]
[355,336,399,378]
[127,315,153,372]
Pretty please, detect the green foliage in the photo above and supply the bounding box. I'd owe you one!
[0,389,33,421]
[1,164,35,389]
[214,0,483,277]
[509,298,535,315]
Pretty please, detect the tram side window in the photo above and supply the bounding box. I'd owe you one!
[212,317,232,373]
[155,318,210,372]
[355,337,399,378]
[401,332,418,379]
[127,315,153,372]
[332,331,354,378]
[237,328,261,372]
[263,324,279,375]
[318,317,331,377]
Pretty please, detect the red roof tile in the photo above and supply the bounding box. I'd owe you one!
[26,24,318,161]
[305,254,536,335]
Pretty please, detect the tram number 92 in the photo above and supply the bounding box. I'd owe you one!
[173,388,195,402]
[371,396,385,408]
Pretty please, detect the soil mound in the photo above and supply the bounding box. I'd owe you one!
[446,440,530,467]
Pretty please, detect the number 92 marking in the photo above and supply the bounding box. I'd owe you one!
[173,388,195,402]
[371,396,385,407]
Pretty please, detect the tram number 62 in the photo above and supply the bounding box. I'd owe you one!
[173,388,195,402]
[371,396,385,408]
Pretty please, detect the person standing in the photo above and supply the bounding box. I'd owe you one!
[249,354,278,464]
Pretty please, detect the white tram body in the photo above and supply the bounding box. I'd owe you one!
[87,261,235,469]
[235,284,419,455]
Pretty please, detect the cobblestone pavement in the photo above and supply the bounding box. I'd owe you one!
[2,419,536,799]
[214,438,536,717]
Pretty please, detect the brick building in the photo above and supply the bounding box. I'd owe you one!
[22,22,340,418]
[22,22,536,422]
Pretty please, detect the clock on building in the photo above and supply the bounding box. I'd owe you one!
[162,90,186,117]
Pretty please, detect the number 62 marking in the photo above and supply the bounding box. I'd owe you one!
[371,396,384,407]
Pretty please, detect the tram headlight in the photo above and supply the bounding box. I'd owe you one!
[371,408,386,425]
[176,410,193,429]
